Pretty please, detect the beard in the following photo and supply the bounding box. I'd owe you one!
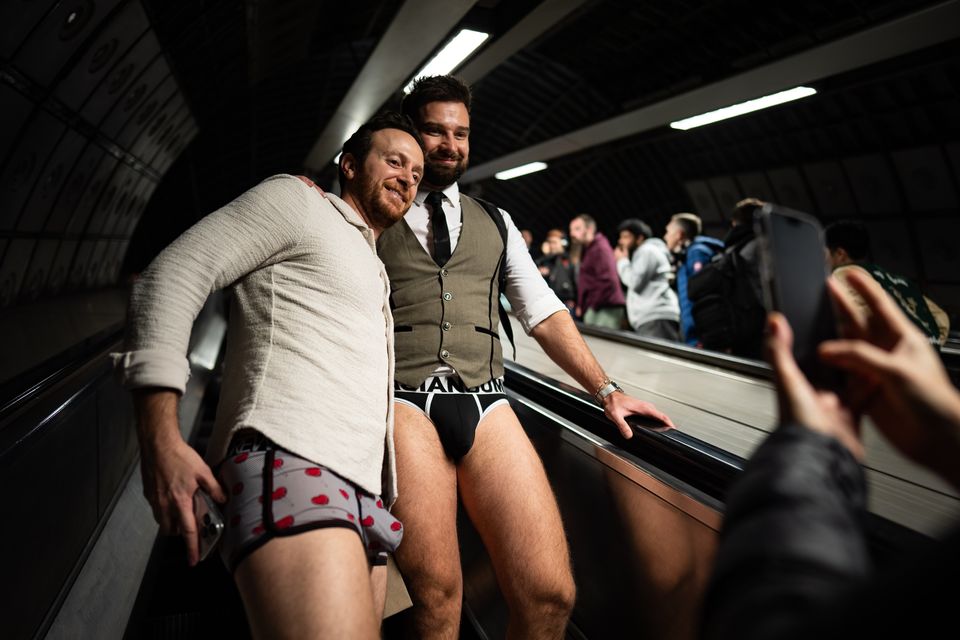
[424,149,468,187]
[356,175,410,231]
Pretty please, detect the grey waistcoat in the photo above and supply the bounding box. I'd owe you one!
[378,195,505,388]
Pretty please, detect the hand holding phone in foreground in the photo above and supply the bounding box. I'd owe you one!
[754,203,841,391]
[768,268,960,490]
[818,270,960,489]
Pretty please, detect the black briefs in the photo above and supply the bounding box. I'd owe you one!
[395,375,508,461]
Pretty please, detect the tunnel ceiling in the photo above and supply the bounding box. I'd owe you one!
[1,0,958,308]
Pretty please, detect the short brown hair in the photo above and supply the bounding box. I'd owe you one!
[401,75,472,124]
[670,212,702,239]
[338,111,424,191]
[574,213,597,230]
[731,198,765,226]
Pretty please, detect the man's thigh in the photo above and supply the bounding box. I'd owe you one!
[457,404,572,599]
[235,527,378,639]
[391,402,460,586]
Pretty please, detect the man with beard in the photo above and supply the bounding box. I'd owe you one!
[378,76,675,639]
[112,112,423,637]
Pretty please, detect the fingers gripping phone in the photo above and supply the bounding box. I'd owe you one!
[755,203,842,390]
[193,489,225,562]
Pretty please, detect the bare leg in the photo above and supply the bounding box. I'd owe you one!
[371,563,387,621]
[459,404,576,640]
[234,528,379,639]
[391,402,461,640]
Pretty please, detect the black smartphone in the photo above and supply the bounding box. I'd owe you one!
[193,489,225,562]
[755,203,842,390]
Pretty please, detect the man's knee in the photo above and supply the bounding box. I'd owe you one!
[409,570,462,612]
[512,571,576,622]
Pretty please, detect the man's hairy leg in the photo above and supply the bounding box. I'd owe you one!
[370,563,387,622]
[234,528,378,640]
[459,404,576,640]
[391,403,461,640]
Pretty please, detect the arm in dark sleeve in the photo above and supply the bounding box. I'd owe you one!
[700,423,871,640]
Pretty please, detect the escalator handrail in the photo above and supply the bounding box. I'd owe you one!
[574,321,773,378]
[504,359,934,560]
[0,322,124,425]
[505,359,745,503]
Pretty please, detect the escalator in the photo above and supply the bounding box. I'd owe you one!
[2,300,932,639]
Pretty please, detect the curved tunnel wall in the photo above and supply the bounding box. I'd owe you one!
[0,0,196,308]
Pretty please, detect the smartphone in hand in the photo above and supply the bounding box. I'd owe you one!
[193,489,225,562]
[755,203,842,390]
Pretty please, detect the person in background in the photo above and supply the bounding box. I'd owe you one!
[613,218,680,340]
[615,217,649,259]
[665,212,723,346]
[113,113,425,637]
[569,213,626,329]
[537,228,577,310]
[521,228,535,252]
[825,219,949,346]
[685,198,766,358]
[700,270,960,639]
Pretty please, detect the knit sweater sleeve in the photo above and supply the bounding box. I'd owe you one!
[112,175,311,392]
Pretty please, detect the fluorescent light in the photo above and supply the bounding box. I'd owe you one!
[495,162,547,180]
[403,29,490,94]
[670,86,817,130]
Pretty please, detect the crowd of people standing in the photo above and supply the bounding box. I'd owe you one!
[529,200,950,359]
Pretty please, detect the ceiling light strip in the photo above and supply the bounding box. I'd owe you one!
[495,161,548,180]
[669,86,817,130]
[404,29,490,94]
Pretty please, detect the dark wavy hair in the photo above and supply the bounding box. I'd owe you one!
[617,218,653,240]
[401,75,472,124]
[825,220,870,261]
[338,111,425,191]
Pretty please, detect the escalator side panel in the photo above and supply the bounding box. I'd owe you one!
[0,390,99,640]
[97,375,137,519]
[460,397,721,639]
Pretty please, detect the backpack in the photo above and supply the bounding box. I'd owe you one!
[861,263,942,345]
[686,238,765,357]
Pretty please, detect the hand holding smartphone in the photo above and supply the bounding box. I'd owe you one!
[754,203,842,390]
[193,489,225,562]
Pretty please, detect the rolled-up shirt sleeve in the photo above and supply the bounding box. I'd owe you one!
[498,209,567,334]
[112,175,309,392]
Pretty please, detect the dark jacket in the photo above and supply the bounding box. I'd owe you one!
[577,233,625,312]
[701,423,959,639]
[536,252,576,305]
[677,235,724,345]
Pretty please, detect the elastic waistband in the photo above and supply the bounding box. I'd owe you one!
[226,429,275,456]
[396,375,505,395]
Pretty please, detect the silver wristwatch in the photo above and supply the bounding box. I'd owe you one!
[594,379,623,404]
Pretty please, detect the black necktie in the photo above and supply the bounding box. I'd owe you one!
[427,191,450,266]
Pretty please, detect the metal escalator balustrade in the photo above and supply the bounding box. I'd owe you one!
[458,360,935,639]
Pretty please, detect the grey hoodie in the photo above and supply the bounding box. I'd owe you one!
[616,237,680,330]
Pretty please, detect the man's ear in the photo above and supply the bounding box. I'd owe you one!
[340,153,358,181]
